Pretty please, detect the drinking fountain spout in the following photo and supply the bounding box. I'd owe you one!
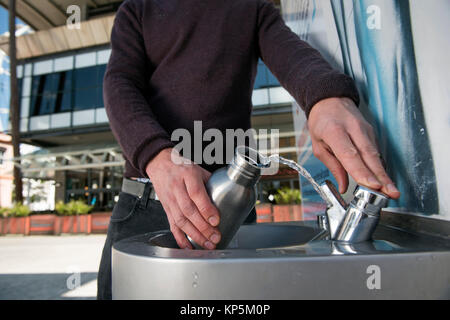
[318,180,389,243]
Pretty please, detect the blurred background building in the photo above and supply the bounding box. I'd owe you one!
[0,132,13,208]
[0,0,302,212]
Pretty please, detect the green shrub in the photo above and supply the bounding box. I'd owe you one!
[74,200,92,215]
[55,200,92,216]
[274,188,302,205]
[9,203,31,217]
[66,201,78,216]
[0,207,10,218]
[55,201,68,215]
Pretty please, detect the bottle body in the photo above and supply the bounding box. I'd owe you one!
[189,146,262,249]
[206,167,258,249]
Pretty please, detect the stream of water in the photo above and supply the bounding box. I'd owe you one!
[261,154,333,206]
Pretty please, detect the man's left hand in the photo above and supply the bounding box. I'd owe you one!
[307,97,400,199]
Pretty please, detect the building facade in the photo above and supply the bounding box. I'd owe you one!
[1,0,301,211]
[0,132,13,208]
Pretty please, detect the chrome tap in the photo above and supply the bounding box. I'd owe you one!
[318,180,389,243]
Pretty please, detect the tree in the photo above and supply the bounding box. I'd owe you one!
[8,0,23,203]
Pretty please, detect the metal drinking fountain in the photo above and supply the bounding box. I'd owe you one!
[318,180,390,243]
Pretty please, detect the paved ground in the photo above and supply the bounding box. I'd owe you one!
[0,235,106,300]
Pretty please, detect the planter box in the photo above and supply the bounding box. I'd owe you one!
[256,204,273,223]
[273,205,292,222]
[54,215,91,234]
[90,212,112,234]
[292,205,303,221]
[2,217,30,235]
[272,204,303,222]
[29,214,57,235]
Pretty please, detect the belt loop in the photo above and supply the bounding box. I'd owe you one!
[140,181,151,208]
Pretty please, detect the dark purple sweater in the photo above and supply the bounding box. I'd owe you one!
[104,0,359,178]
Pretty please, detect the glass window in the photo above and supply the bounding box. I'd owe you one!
[74,88,98,110]
[39,92,57,114]
[17,79,22,98]
[254,63,267,89]
[30,74,59,97]
[27,64,106,116]
[74,66,99,90]
[97,65,107,85]
[58,70,73,92]
[42,73,60,95]
[31,75,43,98]
[30,74,59,115]
[254,61,280,89]
[25,61,130,117]
[30,94,38,116]
[96,86,104,107]
[54,70,73,113]
[267,69,279,87]
[57,90,73,112]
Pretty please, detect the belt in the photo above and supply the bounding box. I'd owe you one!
[121,178,159,201]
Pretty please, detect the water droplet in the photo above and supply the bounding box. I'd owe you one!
[192,282,198,288]
[193,272,199,280]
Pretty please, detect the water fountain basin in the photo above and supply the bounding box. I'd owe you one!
[112,212,450,299]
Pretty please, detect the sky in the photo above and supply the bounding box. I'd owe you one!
[0,7,26,133]
[0,7,38,155]
[0,7,10,132]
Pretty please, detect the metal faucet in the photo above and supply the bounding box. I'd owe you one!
[318,180,389,243]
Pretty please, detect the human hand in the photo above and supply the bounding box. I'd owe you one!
[307,97,400,199]
[145,148,221,249]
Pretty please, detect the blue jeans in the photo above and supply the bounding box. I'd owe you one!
[97,180,256,300]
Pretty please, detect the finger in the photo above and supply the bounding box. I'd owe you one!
[350,128,400,199]
[185,173,220,227]
[172,224,193,249]
[174,183,221,245]
[323,128,382,190]
[314,142,349,194]
[165,204,192,249]
[169,198,216,250]
[364,128,400,197]
[365,126,381,152]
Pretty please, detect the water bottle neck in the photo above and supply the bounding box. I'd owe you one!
[227,150,261,187]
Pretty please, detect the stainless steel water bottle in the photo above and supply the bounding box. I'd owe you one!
[190,146,262,249]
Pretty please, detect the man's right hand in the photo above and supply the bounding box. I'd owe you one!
[145,148,221,250]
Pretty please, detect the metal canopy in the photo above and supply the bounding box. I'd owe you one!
[1,132,301,178]
[0,0,123,30]
[5,144,125,178]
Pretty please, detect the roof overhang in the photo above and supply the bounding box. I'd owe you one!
[0,0,281,60]
[0,13,114,59]
[0,0,123,31]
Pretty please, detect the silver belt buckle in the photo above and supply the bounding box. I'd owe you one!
[136,178,159,201]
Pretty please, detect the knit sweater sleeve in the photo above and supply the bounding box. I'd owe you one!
[103,0,174,178]
[257,0,360,118]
